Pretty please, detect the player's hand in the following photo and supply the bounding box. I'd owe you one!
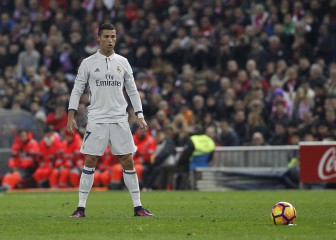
[137,118,148,134]
[67,119,78,135]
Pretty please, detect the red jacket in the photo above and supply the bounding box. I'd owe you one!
[9,132,40,169]
[133,132,156,164]
[46,112,68,132]
[39,133,63,168]
[55,133,83,168]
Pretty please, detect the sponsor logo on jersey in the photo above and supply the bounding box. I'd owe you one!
[95,74,121,86]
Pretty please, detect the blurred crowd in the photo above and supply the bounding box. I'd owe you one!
[0,0,336,148]
[0,127,174,191]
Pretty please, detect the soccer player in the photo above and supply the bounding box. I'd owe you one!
[67,23,153,218]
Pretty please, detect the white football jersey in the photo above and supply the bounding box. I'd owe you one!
[69,50,143,123]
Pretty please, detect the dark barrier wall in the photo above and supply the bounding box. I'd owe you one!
[0,109,44,148]
[0,149,10,175]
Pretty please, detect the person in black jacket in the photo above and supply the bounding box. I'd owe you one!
[142,129,176,190]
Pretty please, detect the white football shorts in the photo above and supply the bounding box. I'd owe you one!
[80,122,137,156]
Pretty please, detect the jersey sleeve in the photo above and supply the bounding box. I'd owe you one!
[68,60,89,111]
[123,59,143,116]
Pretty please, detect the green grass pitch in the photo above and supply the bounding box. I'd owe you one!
[0,190,335,240]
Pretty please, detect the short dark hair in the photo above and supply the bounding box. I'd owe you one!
[98,23,116,36]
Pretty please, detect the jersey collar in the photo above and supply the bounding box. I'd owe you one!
[96,50,115,60]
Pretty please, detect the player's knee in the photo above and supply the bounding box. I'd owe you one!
[118,154,134,170]
[85,155,98,168]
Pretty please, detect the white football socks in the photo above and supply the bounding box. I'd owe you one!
[78,166,95,208]
[123,169,142,207]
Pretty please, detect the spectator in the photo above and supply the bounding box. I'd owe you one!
[247,38,268,71]
[40,45,58,73]
[251,4,269,31]
[143,129,176,191]
[247,100,269,140]
[0,12,15,33]
[68,0,86,21]
[0,130,40,191]
[269,122,288,145]
[171,114,190,147]
[0,0,336,154]
[246,132,268,146]
[315,121,333,141]
[46,102,68,132]
[232,110,249,145]
[17,38,40,79]
[292,87,313,123]
[283,67,301,98]
[216,118,240,146]
[297,111,316,137]
[29,100,46,128]
[309,63,327,88]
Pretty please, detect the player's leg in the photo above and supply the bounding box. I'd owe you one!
[70,122,108,218]
[110,122,153,217]
[118,154,153,216]
[118,153,140,204]
[70,154,98,218]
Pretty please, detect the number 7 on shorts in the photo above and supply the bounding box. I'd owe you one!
[84,131,91,142]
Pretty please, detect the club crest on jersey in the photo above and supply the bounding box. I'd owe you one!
[116,65,121,73]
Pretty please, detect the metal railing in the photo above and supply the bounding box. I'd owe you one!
[175,145,299,190]
[177,145,298,168]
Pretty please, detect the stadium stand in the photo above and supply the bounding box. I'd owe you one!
[0,0,335,190]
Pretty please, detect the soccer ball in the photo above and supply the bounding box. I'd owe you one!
[271,201,297,225]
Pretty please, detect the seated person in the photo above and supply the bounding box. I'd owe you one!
[0,130,40,191]
[49,129,83,188]
[33,125,63,188]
